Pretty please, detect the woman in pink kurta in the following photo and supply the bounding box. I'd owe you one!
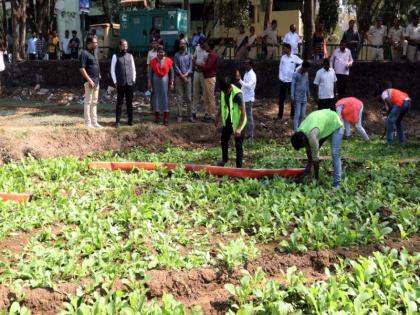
[335,97,369,141]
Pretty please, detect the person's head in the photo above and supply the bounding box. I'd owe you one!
[72,30,77,38]
[250,26,255,34]
[151,39,159,50]
[38,32,43,39]
[244,58,253,71]
[219,76,232,95]
[65,30,69,38]
[349,19,355,29]
[179,33,185,39]
[239,24,245,33]
[290,24,297,32]
[157,46,165,59]
[86,35,97,50]
[53,30,57,36]
[179,39,187,51]
[413,14,419,25]
[119,39,128,52]
[323,58,330,70]
[198,36,206,46]
[155,29,161,36]
[317,22,325,32]
[202,39,214,51]
[271,20,278,30]
[393,17,401,27]
[32,31,37,38]
[339,40,346,51]
[291,132,308,150]
[300,60,311,73]
[282,43,291,55]
[375,17,383,27]
[91,29,96,36]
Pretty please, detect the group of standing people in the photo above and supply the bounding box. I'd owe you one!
[27,30,80,60]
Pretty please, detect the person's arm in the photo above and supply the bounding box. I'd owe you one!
[187,54,193,76]
[347,50,353,68]
[147,66,153,90]
[79,52,95,88]
[239,72,256,89]
[173,54,182,76]
[313,72,320,102]
[330,50,336,69]
[169,65,175,89]
[333,72,338,98]
[200,53,217,73]
[110,54,117,85]
[291,73,296,103]
[235,94,247,137]
[336,104,344,119]
[131,55,136,83]
[307,128,320,180]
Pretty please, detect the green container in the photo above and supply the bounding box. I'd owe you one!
[120,8,188,54]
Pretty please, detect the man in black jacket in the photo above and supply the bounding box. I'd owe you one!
[110,39,137,128]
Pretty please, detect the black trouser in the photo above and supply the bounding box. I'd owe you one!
[278,81,293,119]
[116,84,133,124]
[336,74,348,99]
[318,98,335,111]
[29,54,36,60]
[48,52,57,60]
[221,120,244,168]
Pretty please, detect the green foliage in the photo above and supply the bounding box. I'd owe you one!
[226,249,420,314]
[217,234,259,270]
[316,0,339,34]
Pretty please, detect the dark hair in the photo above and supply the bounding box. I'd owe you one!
[323,57,330,64]
[72,30,77,34]
[271,20,277,25]
[86,35,96,45]
[301,60,311,68]
[291,132,307,150]
[157,45,165,51]
[119,39,128,45]
[283,43,291,50]
[340,40,346,45]
[65,30,69,33]
[199,37,207,45]
[244,58,253,67]
[290,24,295,28]
[208,40,215,50]
[219,76,231,91]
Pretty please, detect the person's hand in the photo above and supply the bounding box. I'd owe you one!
[88,79,95,89]
[235,72,241,81]
[235,128,241,137]
[170,81,174,90]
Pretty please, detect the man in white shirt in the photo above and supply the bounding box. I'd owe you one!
[405,14,420,63]
[147,39,159,66]
[110,39,136,128]
[278,43,302,120]
[193,37,209,118]
[366,17,387,61]
[262,20,279,60]
[330,41,353,99]
[283,24,301,56]
[314,58,337,111]
[60,30,72,60]
[237,58,257,139]
[388,18,405,62]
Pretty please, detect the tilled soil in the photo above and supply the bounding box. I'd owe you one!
[0,98,418,163]
[0,233,418,314]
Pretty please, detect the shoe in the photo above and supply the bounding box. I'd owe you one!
[164,120,169,126]
[93,124,103,129]
[177,117,182,123]
[128,121,133,126]
[115,122,120,128]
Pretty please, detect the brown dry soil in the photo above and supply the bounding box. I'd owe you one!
[0,95,419,163]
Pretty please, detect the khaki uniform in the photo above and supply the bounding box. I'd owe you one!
[262,27,278,60]
[388,26,405,62]
[367,25,387,61]
[405,24,420,62]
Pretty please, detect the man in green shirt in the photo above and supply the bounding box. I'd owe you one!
[291,109,344,187]
[215,77,247,168]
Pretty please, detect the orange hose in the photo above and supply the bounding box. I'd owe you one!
[0,193,31,203]
[89,161,304,178]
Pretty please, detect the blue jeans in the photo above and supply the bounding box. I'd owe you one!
[386,100,410,145]
[343,105,369,141]
[331,127,344,187]
[245,102,254,138]
[293,101,307,131]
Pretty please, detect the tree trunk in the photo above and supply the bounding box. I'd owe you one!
[1,0,7,45]
[19,2,27,58]
[101,0,112,23]
[302,0,314,59]
[264,0,273,29]
[11,0,27,62]
[182,0,189,10]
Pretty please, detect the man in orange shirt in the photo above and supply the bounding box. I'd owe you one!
[378,88,411,145]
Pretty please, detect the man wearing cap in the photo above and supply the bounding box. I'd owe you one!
[405,13,420,63]
[174,39,193,122]
[366,17,387,61]
[193,37,208,119]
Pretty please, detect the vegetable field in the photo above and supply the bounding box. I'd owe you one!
[0,138,419,314]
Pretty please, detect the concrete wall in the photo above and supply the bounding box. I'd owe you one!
[2,59,419,108]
